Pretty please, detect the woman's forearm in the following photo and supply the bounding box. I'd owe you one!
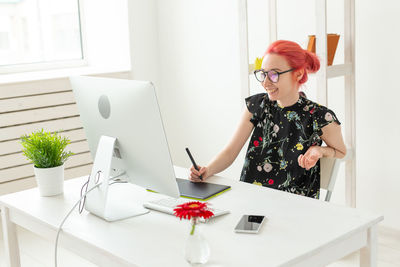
[201,109,254,178]
[206,148,238,177]
[320,145,346,159]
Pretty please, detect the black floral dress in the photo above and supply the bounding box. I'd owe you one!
[240,93,341,199]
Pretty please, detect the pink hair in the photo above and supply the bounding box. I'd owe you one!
[264,40,320,85]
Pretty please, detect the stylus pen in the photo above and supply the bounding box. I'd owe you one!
[185,147,203,180]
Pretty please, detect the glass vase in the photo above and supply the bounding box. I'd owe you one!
[184,218,210,265]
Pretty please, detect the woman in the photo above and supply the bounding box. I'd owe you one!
[189,40,346,199]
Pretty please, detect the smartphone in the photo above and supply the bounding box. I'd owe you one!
[234,215,266,234]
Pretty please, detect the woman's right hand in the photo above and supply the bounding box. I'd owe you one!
[189,165,209,182]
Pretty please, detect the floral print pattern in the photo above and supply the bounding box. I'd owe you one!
[240,93,340,198]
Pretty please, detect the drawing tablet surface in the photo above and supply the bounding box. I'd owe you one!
[176,178,231,200]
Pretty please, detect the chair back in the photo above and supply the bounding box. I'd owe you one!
[320,157,340,201]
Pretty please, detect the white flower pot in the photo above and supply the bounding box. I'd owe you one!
[33,164,64,196]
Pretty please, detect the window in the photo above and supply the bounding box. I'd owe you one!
[0,0,83,69]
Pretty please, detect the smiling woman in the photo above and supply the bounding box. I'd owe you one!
[189,40,346,199]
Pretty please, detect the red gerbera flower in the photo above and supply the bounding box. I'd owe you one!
[259,137,262,141]
[253,140,259,147]
[268,179,274,185]
[174,201,214,235]
[173,201,214,221]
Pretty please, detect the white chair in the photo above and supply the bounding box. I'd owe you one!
[320,157,341,201]
[320,149,352,202]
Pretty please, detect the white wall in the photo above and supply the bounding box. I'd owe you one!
[128,0,400,230]
[355,0,400,230]
[83,0,130,69]
[156,0,244,178]
[127,0,160,85]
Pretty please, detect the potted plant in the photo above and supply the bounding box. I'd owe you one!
[20,129,73,196]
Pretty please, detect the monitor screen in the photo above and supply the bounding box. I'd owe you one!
[70,76,180,220]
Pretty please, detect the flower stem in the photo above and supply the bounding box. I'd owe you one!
[190,222,196,235]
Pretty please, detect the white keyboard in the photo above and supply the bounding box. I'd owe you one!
[143,197,230,221]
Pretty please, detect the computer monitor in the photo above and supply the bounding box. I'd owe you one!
[69,76,180,221]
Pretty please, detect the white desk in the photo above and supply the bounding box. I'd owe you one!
[1,166,383,267]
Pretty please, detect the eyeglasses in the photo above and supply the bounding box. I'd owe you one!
[254,68,294,83]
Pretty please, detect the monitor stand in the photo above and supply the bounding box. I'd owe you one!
[84,135,150,221]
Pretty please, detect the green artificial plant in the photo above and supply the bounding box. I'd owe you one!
[20,129,73,168]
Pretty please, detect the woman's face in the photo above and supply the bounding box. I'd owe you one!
[260,53,302,103]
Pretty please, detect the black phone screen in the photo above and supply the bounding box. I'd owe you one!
[234,215,266,233]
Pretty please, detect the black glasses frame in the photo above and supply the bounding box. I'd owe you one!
[254,68,294,83]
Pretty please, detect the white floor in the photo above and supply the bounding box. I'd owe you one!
[0,222,399,267]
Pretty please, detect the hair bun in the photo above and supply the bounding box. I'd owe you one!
[264,40,321,85]
[304,50,320,73]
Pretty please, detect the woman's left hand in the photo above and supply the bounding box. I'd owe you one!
[298,146,323,170]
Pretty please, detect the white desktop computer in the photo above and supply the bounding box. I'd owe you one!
[70,76,180,221]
